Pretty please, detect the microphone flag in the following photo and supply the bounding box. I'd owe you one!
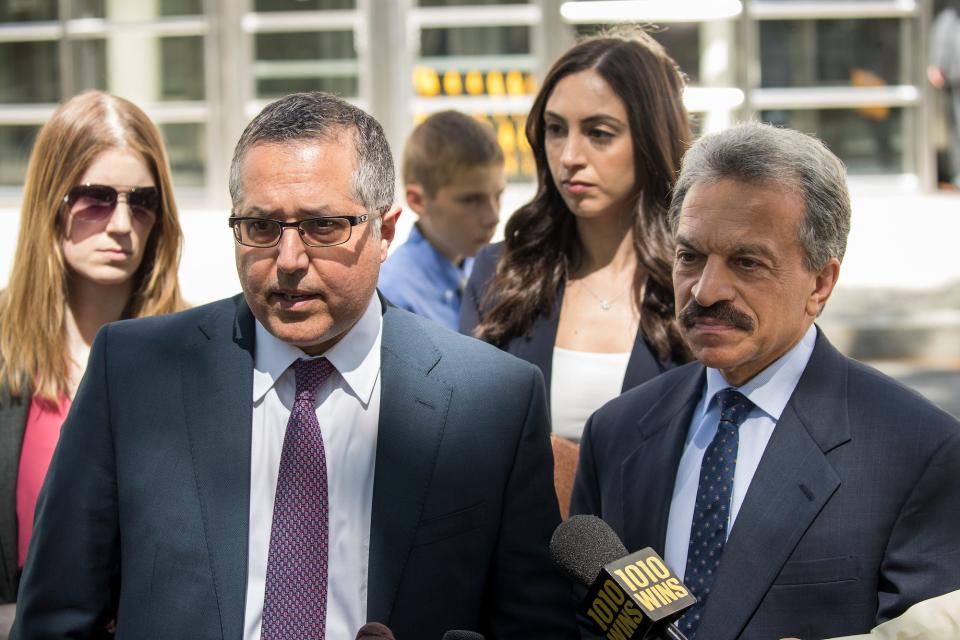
[581,547,696,640]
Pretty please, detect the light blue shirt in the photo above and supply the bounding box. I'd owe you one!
[378,224,472,330]
[664,324,818,581]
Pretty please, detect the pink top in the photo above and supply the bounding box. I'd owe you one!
[16,393,71,568]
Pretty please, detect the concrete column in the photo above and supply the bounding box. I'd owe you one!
[700,19,736,133]
[535,0,574,81]
[364,0,412,167]
[106,0,159,103]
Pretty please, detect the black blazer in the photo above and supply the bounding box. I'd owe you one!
[571,329,960,639]
[13,295,578,639]
[460,243,671,394]
[0,384,28,604]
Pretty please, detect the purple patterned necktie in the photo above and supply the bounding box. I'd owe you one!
[261,357,336,640]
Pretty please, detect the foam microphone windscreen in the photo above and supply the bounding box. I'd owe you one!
[355,622,396,639]
[441,632,485,640]
[550,514,628,586]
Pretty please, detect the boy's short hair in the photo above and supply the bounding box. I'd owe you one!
[402,110,505,196]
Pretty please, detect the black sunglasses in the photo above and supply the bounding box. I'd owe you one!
[64,184,161,223]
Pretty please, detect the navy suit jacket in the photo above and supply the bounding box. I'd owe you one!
[460,243,671,394]
[13,295,578,640]
[571,329,960,640]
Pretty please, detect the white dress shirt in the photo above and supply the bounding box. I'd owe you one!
[243,295,383,640]
[664,324,817,581]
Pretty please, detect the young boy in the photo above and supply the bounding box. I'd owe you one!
[379,110,505,329]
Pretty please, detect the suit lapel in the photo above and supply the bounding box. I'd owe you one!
[0,386,28,596]
[620,366,704,552]
[622,333,668,392]
[508,285,563,392]
[696,331,851,640]
[181,295,255,639]
[367,308,452,624]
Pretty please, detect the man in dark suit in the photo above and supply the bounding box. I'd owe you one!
[13,92,577,640]
[571,122,960,640]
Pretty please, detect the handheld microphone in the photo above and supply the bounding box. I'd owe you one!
[355,622,397,639]
[441,631,485,640]
[550,515,694,640]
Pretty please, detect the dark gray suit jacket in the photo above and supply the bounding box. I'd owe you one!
[571,329,960,639]
[13,295,578,639]
[0,386,28,603]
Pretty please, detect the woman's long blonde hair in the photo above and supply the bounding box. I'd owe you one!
[0,91,185,401]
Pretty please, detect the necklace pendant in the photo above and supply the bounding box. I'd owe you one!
[600,300,611,311]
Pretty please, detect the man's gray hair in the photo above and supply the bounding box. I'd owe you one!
[229,92,395,228]
[668,122,851,271]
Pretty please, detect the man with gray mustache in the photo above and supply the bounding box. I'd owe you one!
[571,122,960,640]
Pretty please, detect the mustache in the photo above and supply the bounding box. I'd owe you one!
[679,300,755,331]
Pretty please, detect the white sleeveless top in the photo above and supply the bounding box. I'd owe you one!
[549,346,631,442]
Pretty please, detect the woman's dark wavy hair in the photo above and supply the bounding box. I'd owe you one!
[475,26,692,364]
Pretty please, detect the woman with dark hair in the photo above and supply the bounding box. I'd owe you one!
[460,27,691,442]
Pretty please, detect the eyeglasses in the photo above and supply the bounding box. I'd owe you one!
[64,184,160,225]
[228,214,372,248]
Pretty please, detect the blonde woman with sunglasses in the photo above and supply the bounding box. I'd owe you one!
[0,91,185,604]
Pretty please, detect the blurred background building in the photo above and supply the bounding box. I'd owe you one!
[0,0,958,413]
[0,0,953,202]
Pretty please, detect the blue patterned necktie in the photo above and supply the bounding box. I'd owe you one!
[261,357,336,640]
[679,388,755,638]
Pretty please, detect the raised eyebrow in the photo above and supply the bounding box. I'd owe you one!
[543,110,567,124]
[674,235,702,252]
[239,207,278,219]
[732,243,777,262]
[674,236,775,260]
[240,206,337,218]
[581,114,626,129]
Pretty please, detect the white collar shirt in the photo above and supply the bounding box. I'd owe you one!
[664,324,817,582]
[243,294,382,640]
